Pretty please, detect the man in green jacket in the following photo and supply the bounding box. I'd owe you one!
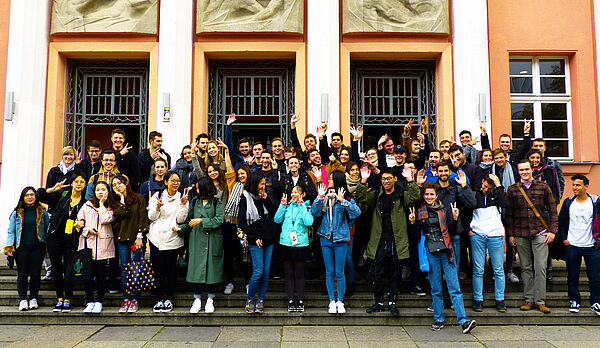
[356,166,421,316]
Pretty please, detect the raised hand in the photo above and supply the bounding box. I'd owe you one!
[120,143,133,156]
[402,165,413,182]
[469,137,480,146]
[416,132,424,144]
[271,157,278,169]
[317,183,327,199]
[408,207,416,224]
[451,202,459,220]
[457,170,468,187]
[349,126,359,140]
[404,118,415,135]
[47,179,70,193]
[488,173,501,188]
[316,126,325,139]
[360,165,371,183]
[75,153,82,165]
[480,121,487,135]
[311,166,322,180]
[227,113,236,126]
[260,188,268,199]
[449,135,456,145]
[247,156,255,165]
[356,126,363,140]
[151,148,160,159]
[378,134,388,147]
[180,187,190,205]
[290,113,301,125]
[156,192,164,211]
[336,187,346,203]
[216,138,228,151]
[524,119,532,135]
[321,122,328,133]
[416,169,427,187]
[329,154,336,163]
[420,117,428,134]
[281,193,288,206]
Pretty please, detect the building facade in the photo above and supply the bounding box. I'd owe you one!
[1,0,600,245]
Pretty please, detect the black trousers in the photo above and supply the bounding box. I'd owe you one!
[369,239,407,303]
[15,244,45,301]
[283,260,306,301]
[150,242,179,300]
[46,234,76,300]
[84,259,107,303]
[407,230,423,290]
[107,238,120,291]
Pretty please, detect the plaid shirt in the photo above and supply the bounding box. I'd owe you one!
[506,180,558,238]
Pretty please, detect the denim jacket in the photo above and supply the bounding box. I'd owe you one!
[4,206,49,255]
[275,201,314,247]
[310,197,361,243]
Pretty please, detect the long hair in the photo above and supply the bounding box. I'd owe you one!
[111,174,135,206]
[207,164,227,191]
[236,163,252,183]
[330,170,353,199]
[244,172,264,196]
[92,181,114,208]
[14,186,40,211]
[196,177,217,200]
[180,145,192,160]
[204,140,224,168]
[526,149,545,167]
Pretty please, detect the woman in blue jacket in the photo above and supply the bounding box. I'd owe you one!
[274,185,314,312]
[311,171,361,314]
[4,187,50,311]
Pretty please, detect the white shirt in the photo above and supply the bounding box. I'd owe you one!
[568,198,595,247]
[386,154,396,168]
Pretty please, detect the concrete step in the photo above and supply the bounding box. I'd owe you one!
[0,306,598,326]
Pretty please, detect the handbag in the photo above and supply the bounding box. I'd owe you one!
[124,257,156,294]
[418,234,430,272]
[66,238,93,283]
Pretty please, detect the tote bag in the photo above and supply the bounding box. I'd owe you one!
[66,238,93,282]
[124,258,156,294]
[418,234,430,272]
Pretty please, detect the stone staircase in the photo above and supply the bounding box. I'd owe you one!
[0,261,598,326]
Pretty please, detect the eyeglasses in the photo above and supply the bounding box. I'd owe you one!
[169,179,181,183]
[381,177,394,182]
[103,159,115,162]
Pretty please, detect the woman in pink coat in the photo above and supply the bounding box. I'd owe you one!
[75,181,115,314]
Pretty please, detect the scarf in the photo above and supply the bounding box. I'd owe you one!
[533,165,561,198]
[58,160,75,175]
[492,163,515,192]
[224,182,244,223]
[345,173,360,195]
[478,161,493,171]
[321,190,338,213]
[242,190,266,225]
[416,201,453,261]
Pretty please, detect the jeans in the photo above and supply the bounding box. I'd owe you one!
[515,235,548,305]
[470,234,505,301]
[14,244,45,301]
[118,240,144,301]
[193,284,217,299]
[451,235,461,278]
[345,237,355,284]
[369,239,406,303]
[565,245,600,305]
[426,249,469,325]
[320,236,348,302]
[248,244,273,301]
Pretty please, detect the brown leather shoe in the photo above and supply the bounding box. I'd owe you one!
[520,302,535,311]
[538,304,551,313]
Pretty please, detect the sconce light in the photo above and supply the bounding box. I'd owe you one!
[4,92,14,121]
[478,93,487,123]
[162,93,170,122]
[320,93,328,123]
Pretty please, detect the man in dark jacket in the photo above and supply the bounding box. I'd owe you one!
[557,174,600,315]
[356,167,421,316]
[79,140,102,181]
[107,128,141,192]
[137,131,171,182]
[254,150,283,201]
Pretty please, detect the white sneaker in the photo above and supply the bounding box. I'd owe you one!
[507,271,520,283]
[224,283,234,295]
[82,302,95,313]
[246,284,249,295]
[328,301,337,314]
[18,300,28,311]
[28,298,38,310]
[336,301,346,314]
[91,302,103,313]
[190,298,202,314]
[205,298,215,313]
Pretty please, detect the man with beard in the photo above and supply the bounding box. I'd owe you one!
[425,149,459,184]
[223,113,253,169]
[106,128,141,191]
[192,132,210,175]
[79,140,102,180]
[255,150,283,199]
[449,144,482,191]
[458,130,479,165]
[305,149,344,188]
[137,131,171,182]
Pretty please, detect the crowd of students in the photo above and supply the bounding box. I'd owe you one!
[4,114,600,334]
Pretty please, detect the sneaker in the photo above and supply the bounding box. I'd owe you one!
[296,301,304,312]
[462,320,477,334]
[119,300,130,314]
[496,301,507,313]
[288,300,296,312]
[538,304,551,313]
[507,271,520,283]
[29,298,38,310]
[153,301,164,313]
[190,298,202,314]
[18,300,28,311]
[431,321,444,331]
[128,300,138,313]
[569,301,580,313]
[108,289,120,294]
[245,300,255,314]
[388,302,399,316]
[91,302,102,313]
[255,300,264,314]
[82,302,94,313]
[591,303,600,316]
[162,300,173,313]
[246,284,249,295]
[224,283,234,295]
[61,300,71,313]
[336,301,346,314]
[473,301,483,312]
[546,271,553,281]
[53,300,63,312]
[205,298,215,313]
[410,286,426,297]
[366,302,385,313]
[426,304,434,312]
[42,271,52,281]
[520,302,535,311]
[328,301,337,314]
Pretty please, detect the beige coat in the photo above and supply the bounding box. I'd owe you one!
[76,202,115,260]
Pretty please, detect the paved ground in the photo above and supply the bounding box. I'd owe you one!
[0,324,598,347]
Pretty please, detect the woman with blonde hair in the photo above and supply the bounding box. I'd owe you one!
[205,140,227,172]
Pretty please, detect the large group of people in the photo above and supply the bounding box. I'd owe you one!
[4,113,600,334]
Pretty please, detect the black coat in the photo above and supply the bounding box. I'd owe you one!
[281,171,318,203]
[138,148,172,182]
[79,157,101,181]
[238,194,278,247]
